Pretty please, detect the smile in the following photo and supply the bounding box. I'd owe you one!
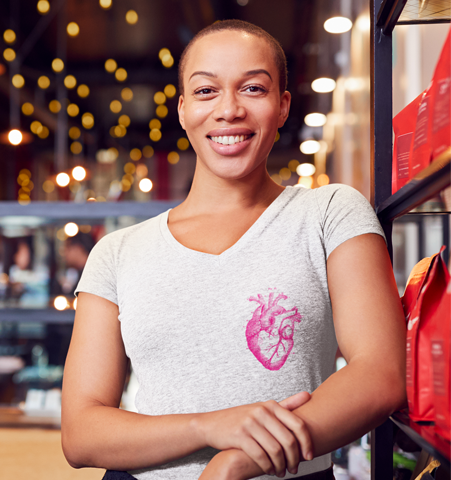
[208,134,253,145]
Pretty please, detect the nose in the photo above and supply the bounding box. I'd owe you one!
[213,90,246,123]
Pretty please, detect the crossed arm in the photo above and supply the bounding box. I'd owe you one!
[61,233,407,478]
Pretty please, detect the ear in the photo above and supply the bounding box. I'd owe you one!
[178,95,186,131]
[278,91,291,129]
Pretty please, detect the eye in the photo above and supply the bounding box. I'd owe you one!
[243,85,266,94]
[194,87,215,96]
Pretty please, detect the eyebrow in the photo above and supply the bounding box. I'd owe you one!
[188,69,273,82]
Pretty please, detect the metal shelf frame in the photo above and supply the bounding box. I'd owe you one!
[371,0,451,477]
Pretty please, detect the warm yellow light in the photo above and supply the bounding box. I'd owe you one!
[22,103,34,116]
[177,137,189,150]
[69,126,81,139]
[149,119,161,130]
[304,113,327,127]
[12,74,25,88]
[37,126,49,139]
[125,10,138,24]
[159,48,170,60]
[70,141,82,154]
[142,145,154,158]
[37,0,50,14]
[64,222,79,237]
[149,129,162,141]
[30,121,42,134]
[73,298,77,310]
[324,16,353,34]
[296,163,316,176]
[38,75,50,89]
[297,176,314,189]
[167,151,179,164]
[300,140,321,155]
[124,162,136,174]
[154,91,166,105]
[279,167,291,181]
[99,0,112,9]
[54,296,69,310]
[311,78,336,93]
[356,15,370,32]
[164,84,176,98]
[118,114,130,127]
[3,29,16,44]
[161,54,174,68]
[110,100,122,113]
[271,173,282,185]
[77,84,90,98]
[49,100,61,113]
[52,58,64,73]
[115,68,127,82]
[8,129,23,145]
[64,75,77,89]
[114,125,126,137]
[3,48,16,62]
[317,173,330,186]
[72,166,86,181]
[288,159,300,172]
[130,148,142,161]
[56,172,70,187]
[121,179,131,192]
[139,178,153,192]
[108,147,118,160]
[105,59,117,73]
[42,180,55,193]
[121,87,133,101]
[19,169,31,177]
[136,164,148,177]
[274,131,280,142]
[156,105,168,118]
[67,103,79,117]
[81,112,94,129]
[67,22,80,36]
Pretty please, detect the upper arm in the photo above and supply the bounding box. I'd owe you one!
[327,233,406,380]
[62,292,128,428]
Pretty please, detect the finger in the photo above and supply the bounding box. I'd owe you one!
[279,391,311,410]
[241,437,276,476]
[271,404,314,462]
[248,423,288,477]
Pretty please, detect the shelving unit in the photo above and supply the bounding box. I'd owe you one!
[371,0,451,478]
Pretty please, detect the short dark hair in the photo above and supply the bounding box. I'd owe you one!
[178,19,287,96]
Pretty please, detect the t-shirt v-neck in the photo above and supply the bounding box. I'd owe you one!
[159,186,294,263]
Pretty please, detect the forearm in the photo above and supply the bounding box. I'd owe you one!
[62,405,207,470]
[202,358,407,479]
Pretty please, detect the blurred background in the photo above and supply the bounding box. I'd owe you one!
[0,0,449,479]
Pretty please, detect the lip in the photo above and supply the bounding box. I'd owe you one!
[206,127,254,137]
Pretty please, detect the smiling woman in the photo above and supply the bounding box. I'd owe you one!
[61,20,406,480]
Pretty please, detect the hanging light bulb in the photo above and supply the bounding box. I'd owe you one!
[8,129,23,145]
[324,16,353,34]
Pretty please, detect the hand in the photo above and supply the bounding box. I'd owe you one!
[195,391,312,478]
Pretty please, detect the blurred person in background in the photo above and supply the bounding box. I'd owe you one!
[62,20,407,480]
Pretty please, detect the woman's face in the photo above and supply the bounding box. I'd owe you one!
[178,30,291,181]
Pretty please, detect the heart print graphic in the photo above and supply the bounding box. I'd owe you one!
[245,291,302,370]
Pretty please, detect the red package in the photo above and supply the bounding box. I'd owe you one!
[430,26,451,161]
[409,86,433,178]
[430,279,451,441]
[392,92,424,194]
[404,247,450,421]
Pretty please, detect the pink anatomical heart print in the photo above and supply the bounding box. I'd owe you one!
[246,292,302,370]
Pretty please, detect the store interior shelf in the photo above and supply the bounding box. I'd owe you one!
[376,149,451,223]
[0,200,179,220]
[0,309,74,324]
[377,0,450,34]
[390,411,451,472]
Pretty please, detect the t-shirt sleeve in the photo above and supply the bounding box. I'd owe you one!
[74,233,118,305]
[314,184,386,259]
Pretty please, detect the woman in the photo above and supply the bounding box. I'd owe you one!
[61,20,407,480]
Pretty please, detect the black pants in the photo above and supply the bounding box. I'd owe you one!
[102,463,336,479]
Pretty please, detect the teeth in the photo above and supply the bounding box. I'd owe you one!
[210,135,250,145]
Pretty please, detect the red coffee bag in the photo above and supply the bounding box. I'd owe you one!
[404,247,450,421]
[392,92,424,193]
[430,279,451,441]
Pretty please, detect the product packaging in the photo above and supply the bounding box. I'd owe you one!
[392,92,424,194]
[430,278,451,441]
[430,26,451,161]
[402,247,450,421]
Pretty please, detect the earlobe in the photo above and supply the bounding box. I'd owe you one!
[178,95,186,130]
[278,91,291,128]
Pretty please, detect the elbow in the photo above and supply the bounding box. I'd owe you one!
[61,424,94,469]
[382,369,408,416]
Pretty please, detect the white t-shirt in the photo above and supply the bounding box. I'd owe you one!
[75,184,385,479]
